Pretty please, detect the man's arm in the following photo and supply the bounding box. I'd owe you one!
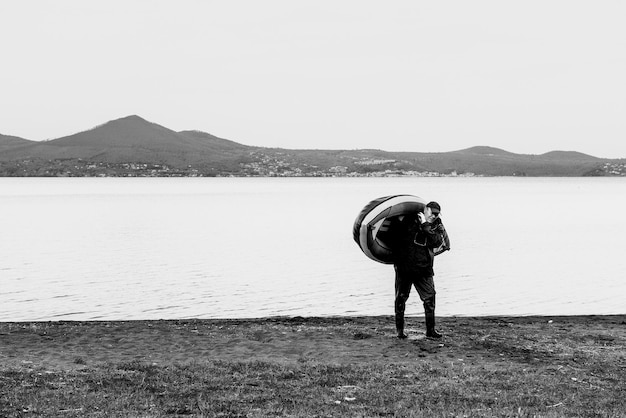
[419,220,443,249]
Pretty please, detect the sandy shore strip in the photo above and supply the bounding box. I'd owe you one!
[1,315,625,371]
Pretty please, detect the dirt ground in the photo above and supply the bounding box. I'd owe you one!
[1,315,625,371]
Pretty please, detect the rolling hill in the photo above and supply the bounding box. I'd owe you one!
[0,134,36,152]
[0,115,251,167]
[0,116,623,176]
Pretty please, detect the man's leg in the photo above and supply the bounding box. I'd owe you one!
[414,275,442,338]
[424,298,442,339]
[394,266,413,339]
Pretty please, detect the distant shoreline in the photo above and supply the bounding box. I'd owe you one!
[2,116,625,176]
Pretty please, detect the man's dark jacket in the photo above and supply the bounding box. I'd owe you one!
[392,215,443,276]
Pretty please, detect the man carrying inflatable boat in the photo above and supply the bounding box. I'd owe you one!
[392,201,448,339]
[353,196,450,339]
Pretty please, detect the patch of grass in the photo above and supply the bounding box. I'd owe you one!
[1,316,625,416]
[1,357,624,417]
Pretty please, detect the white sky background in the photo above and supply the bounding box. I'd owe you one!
[1,1,625,158]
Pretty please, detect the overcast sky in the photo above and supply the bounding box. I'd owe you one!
[2,1,625,158]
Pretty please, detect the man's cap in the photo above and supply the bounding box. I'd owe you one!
[426,201,441,212]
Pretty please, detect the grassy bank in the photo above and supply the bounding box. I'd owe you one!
[1,315,625,417]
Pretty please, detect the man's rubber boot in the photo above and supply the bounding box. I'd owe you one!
[396,314,408,339]
[425,312,442,339]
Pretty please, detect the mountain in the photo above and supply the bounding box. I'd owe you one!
[539,150,599,161]
[1,115,624,176]
[0,134,35,152]
[452,146,518,156]
[0,115,252,169]
[178,130,249,152]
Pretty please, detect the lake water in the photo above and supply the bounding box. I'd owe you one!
[1,177,625,321]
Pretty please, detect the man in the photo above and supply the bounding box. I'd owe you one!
[392,201,448,339]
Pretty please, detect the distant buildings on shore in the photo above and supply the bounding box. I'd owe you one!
[2,157,625,177]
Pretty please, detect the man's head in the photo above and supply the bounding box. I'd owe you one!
[425,201,441,219]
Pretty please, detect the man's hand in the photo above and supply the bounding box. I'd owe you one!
[417,212,426,224]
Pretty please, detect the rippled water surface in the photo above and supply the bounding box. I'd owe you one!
[1,177,625,321]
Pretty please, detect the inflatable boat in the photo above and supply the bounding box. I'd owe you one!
[352,194,428,264]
